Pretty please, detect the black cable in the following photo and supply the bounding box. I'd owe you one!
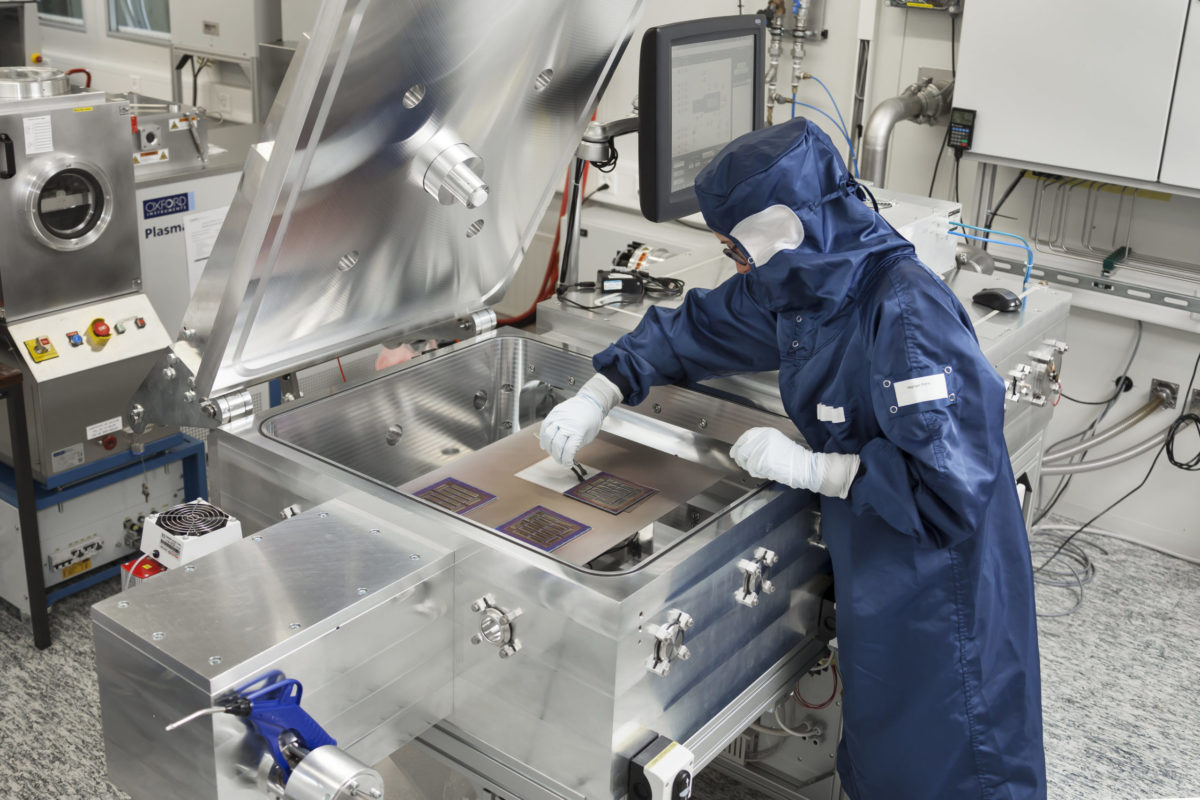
[928,124,950,198]
[1034,321,1142,525]
[1166,412,1200,470]
[982,171,1025,251]
[1036,348,1200,572]
[953,154,961,203]
[950,14,957,78]
[1060,388,1123,406]
[582,183,610,204]
[556,270,684,310]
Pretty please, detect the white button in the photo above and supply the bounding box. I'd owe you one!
[791,340,799,348]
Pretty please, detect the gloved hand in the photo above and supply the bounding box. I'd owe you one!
[539,374,624,466]
[730,427,860,499]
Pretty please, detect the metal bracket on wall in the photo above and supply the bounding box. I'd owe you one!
[991,260,1200,315]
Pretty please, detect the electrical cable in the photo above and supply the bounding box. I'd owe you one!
[122,554,150,592]
[808,76,854,158]
[1038,523,1200,566]
[555,270,684,311]
[1035,347,1200,575]
[497,166,582,327]
[1034,321,1142,525]
[790,99,860,177]
[982,171,1026,250]
[795,662,839,710]
[928,124,950,198]
[1060,388,1123,406]
[950,14,957,78]
[1029,528,1093,617]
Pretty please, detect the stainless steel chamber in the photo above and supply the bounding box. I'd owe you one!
[95,330,832,800]
[90,2,835,800]
[0,73,176,481]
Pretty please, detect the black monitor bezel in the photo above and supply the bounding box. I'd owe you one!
[638,15,767,223]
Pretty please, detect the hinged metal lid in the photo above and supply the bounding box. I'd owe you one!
[178,0,644,398]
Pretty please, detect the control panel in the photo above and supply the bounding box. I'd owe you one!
[7,294,172,381]
[948,108,977,153]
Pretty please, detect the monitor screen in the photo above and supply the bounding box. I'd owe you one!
[639,16,766,223]
[669,36,757,194]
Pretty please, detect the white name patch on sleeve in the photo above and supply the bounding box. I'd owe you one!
[894,373,950,408]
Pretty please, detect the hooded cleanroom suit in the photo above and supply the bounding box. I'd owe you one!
[592,119,1046,800]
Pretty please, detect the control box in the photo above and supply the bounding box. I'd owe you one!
[0,293,174,483]
[168,0,281,59]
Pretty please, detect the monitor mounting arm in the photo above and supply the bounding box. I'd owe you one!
[560,116,640,289]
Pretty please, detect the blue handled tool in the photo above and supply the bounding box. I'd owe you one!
[166,670,336,782]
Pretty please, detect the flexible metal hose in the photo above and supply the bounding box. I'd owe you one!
[1043,395,1165,463]
[1041,428,1169,476]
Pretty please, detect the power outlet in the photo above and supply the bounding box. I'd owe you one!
[130,74,141,93]
[216,91,233,114]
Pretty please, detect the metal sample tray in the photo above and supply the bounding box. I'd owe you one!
[399,426,722,566]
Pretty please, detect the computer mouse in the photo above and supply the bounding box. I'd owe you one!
[972,287,1021,313]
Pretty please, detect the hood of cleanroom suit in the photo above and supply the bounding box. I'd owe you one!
[594,118,1046,800]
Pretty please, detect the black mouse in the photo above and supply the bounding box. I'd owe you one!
[972,287,1021,313]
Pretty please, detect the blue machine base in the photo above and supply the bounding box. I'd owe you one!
[0,434,207,609]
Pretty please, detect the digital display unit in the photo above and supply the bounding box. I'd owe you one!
[639,16,766,223]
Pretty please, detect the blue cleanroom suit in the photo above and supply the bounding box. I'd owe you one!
[593,119,1046,799]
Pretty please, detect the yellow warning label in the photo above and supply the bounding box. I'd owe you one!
[908,2,936,6]
[63,559,91,579]
[73,106,94,113]
[133,149,171,165]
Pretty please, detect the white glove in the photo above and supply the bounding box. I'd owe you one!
[539,374,624,466]
[730,427,860,500]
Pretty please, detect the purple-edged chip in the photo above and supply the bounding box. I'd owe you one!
[496,506,590,552]
[564,471,657,514]
[414,478,496,514]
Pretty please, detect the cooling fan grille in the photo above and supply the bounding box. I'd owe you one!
[153,501,230,538]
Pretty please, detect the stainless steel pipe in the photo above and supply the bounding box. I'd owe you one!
[860,93,924,187]
[1043,395,1166,463]
[1040,429,1169,476]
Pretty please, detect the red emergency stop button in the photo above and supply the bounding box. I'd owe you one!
[86,318,112,348]
[101,434,118,450]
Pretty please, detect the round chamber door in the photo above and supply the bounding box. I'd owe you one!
[25,162,114,252]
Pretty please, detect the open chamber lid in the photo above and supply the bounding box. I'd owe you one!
[178,0,645,398]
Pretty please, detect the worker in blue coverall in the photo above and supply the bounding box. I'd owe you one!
[539,118,1046,799]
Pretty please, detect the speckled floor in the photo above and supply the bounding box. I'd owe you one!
[2,532,1198,799]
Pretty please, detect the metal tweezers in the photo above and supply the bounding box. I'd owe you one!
[570,461,588,483]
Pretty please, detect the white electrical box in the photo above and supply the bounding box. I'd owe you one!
[0,460,185,614]
[955,0,1189,182]
[168,0,282,59]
